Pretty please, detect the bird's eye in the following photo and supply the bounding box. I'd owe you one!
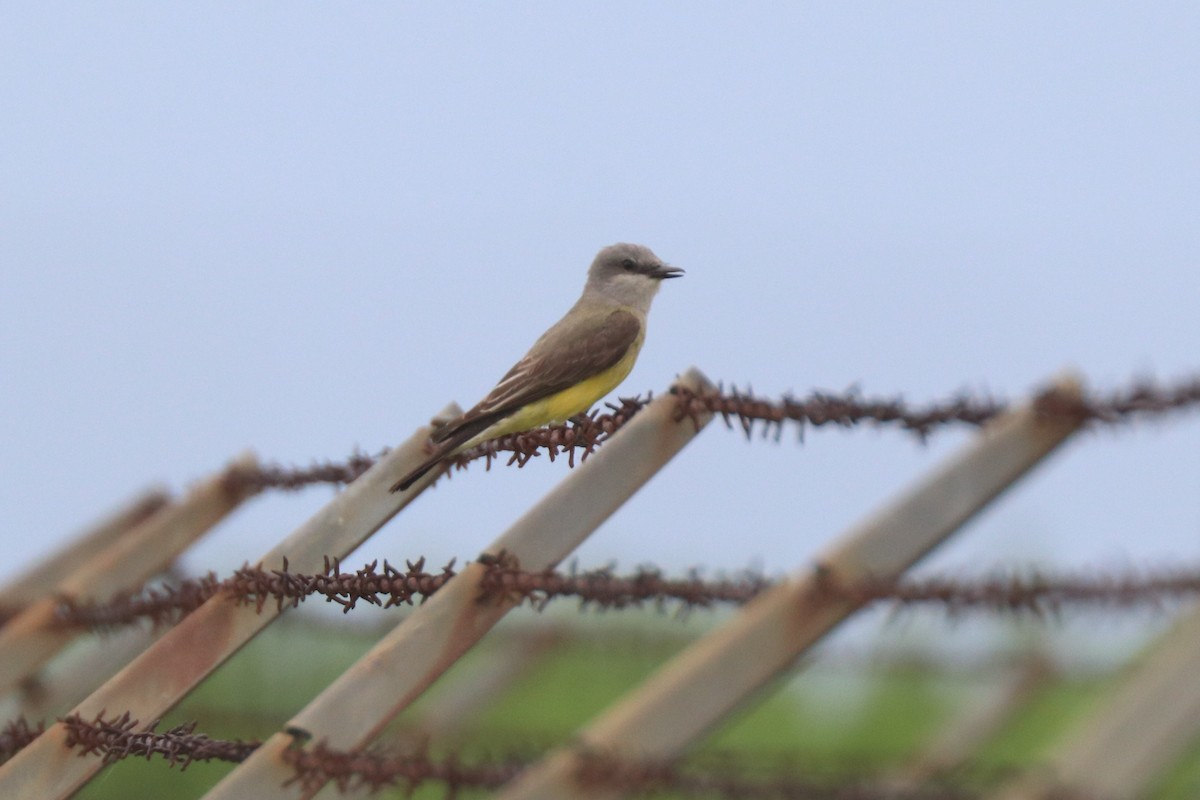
[621,258,636,271]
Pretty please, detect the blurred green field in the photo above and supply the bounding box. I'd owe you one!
[43,610,1200,799]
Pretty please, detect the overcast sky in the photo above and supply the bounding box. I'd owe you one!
[3,5,1198,654]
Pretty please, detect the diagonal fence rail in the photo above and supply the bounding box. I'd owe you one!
[0,488,169,608]
[990,600,1200,800]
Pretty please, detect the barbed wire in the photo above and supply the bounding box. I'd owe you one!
[236,451,380,493]
[673,385,1002,443]
[48,712,998,799]
[573,751,982,800]
[812,568,1200,619]
[42,556,1200,631]
[283,740,523,796]
[0,718,43,766]
[50,554,765,628]
[238,394,650,492]
[61,712,257,767]
[231,375,1200,492]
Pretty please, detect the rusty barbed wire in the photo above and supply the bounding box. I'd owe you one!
[234,450,381,493]
[448,394,651,471]
[234,395,651,493]
[53,556,460,629]
[44,557,1200,631]
[222,374,1200,492]
[474,552,769,612]
[283,741,523,796]
[674,375,1200,442]
[47,713,1000,799]
[51,555,766,628]
[61,712,257,767]
[1035,374,1200,424]
[291,743,991,799]
[812,568,1200,619]
[575,750,981,799]
[0,718,43,766]
[671,386,1003,442]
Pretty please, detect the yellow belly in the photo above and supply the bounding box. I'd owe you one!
[461,337,642,450]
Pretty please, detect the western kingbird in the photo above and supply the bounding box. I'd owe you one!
[391,243,682,492]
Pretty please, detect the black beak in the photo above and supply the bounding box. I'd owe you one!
[650,264,685,280]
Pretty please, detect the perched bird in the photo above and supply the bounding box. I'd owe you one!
[391,243,682,492]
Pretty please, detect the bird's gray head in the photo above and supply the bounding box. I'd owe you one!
[583,243,683,313]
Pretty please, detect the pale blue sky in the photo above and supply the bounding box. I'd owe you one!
[3,3,1198,633]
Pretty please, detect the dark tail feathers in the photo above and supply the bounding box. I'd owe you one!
[389,425,481,492]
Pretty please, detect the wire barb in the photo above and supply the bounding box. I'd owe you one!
[0,718,43,766]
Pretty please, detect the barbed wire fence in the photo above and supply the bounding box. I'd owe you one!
[236,375,1200,493]
[3,557,1199,631]
[0,369,1198,799]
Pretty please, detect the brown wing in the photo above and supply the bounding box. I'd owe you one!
[430,309,642,446]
